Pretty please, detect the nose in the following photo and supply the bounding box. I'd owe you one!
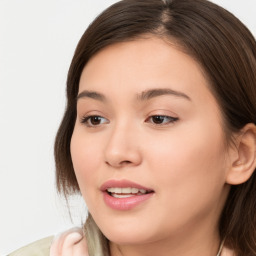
[104,124,142,168]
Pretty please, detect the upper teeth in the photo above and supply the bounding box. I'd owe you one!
[107,187,147,194]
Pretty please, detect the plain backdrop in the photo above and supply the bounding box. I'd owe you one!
[0,0,255,255]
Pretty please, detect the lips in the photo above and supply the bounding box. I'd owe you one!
[100,179,154,210]
[107,187,148,198]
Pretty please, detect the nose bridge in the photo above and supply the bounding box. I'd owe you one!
[104,118,141,167]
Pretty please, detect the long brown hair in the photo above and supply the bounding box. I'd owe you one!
[54,0,256,255]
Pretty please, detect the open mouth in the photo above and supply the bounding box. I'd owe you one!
[101,181,155,210]
[106,187,153,198]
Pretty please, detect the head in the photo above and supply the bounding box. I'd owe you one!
[55,0,256,255]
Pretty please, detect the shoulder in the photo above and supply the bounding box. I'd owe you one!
[8,228,88,256]
[50,227,88,256]
[9,236,53,256]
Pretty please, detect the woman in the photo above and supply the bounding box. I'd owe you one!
[10,0,256,255]
[53,0,256,255]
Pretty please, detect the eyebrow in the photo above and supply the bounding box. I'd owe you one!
[138,88,191,101]
[76,88,191,102]
[77,90,106,102]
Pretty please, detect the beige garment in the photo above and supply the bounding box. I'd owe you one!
[8,236,53,256]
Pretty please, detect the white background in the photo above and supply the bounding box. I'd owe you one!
[0,0,255,255]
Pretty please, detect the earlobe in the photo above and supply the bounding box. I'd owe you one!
[226,123,256,185]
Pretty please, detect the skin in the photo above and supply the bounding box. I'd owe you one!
[70,37,232,256]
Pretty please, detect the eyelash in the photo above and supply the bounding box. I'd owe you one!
[80,115,109,127]
[80,115,179,127]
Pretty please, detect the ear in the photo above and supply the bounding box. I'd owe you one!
[226,123,256,185]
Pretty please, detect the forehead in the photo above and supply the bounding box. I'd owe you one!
[79,37,215,105]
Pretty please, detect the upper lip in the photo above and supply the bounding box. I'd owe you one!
[100,179,154,192]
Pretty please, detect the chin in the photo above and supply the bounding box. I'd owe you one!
[106,233,152,246]
[100,222,157,246]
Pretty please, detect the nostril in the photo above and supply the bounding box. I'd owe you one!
[120,160,132,165]
[105,160,132,167]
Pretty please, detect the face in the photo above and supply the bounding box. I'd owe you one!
[71,37,230,247]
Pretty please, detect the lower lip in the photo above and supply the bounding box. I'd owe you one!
[103,192,154,211]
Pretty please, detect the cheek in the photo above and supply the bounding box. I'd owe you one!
[146,120,227,203]
[139,122,228,233]
[70,125,103,196]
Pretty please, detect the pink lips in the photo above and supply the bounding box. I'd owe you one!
[100,179,154,211]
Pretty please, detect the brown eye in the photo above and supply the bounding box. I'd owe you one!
[151,116,166,124]
[81,115,109,127]
[90,116,103,125]
[147,115,179,125]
